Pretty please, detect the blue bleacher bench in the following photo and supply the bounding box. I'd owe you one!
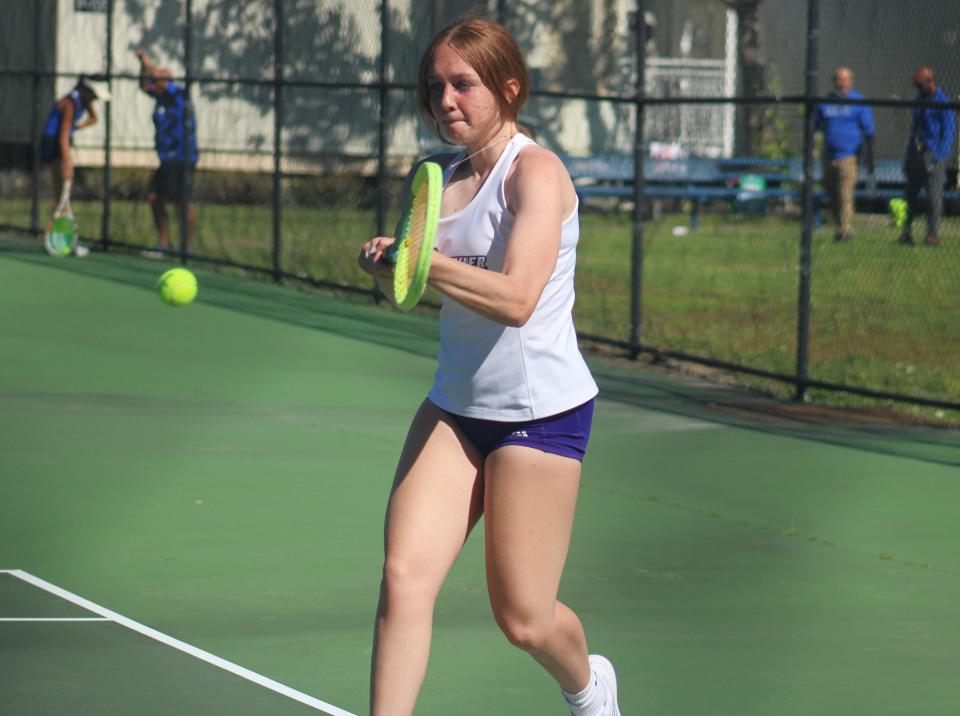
[561,155,959,229]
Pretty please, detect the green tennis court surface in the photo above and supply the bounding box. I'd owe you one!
[1,240,958,715]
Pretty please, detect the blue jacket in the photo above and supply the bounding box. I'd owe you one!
[814,90,874,160]
[153,81,199,164]
[908,87,956,162]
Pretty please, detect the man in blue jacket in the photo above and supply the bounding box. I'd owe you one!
[815,66,875,242]
[135,50,199,255]
[901,66,955,247]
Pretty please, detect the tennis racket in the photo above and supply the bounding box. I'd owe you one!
[44,182,78,257]
[384,161,442,311]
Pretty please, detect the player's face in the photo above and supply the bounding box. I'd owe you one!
[834,70,852,94]
[79,87,97,108]
[913,70,934,95]
[427,43,503,146]
[146,77,169,96]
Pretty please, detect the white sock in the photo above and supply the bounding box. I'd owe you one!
[562,668,604,716]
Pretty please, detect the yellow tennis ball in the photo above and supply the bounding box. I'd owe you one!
[157,268,198,307]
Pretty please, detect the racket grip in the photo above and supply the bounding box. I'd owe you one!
[383,243,398,266]
[57,179,72,211]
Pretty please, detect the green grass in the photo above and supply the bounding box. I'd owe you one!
[576,209,960,415]
[3,197,958,417]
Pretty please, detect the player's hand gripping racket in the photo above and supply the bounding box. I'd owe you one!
[44,179,78,257]
[383,161,442,311]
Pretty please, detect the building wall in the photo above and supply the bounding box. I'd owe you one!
[15,1,950,169]
[0,0,57,147]
[45,0,646,169]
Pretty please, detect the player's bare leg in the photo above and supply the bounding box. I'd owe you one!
[484,446,591,691]
[48,161,64,218]
[186,203,197,251]
[370,400,484,716]
[485,446,620,714]
[148,192,170,249]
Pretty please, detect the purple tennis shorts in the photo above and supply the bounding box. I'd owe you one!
[444,398,595,462]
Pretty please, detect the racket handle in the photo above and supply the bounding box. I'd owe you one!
[383,243,398,266]
[57,179,72,213]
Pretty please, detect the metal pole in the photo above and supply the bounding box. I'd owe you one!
[101,0,114,250]
[30,0,42,233]
[370,0,390,302]
[629,2,647,359]
[179,0,193,263]
[795,0,819,401]
[272,0,284,282]
[376,0,389,240]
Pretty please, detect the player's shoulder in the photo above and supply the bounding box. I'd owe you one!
[514,141,568,182]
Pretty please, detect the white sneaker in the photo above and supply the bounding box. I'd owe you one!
[589,654,621,716]
[74,244,90,258]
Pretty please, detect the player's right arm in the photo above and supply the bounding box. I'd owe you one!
[136,50,160,94]
[358,237,398,308]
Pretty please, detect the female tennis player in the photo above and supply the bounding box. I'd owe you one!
[40,77,110,256]
[41,77,109,205]
[358,16,620,716]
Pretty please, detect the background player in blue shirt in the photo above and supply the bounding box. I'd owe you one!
[814,66,875,242]
[135,50,199,255]
[900,66,956,247]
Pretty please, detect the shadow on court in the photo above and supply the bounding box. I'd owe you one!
[6,238,957,470]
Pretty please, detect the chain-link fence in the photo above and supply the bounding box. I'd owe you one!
[2,0,958,415]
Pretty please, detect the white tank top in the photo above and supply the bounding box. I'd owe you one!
[427,133,598,421]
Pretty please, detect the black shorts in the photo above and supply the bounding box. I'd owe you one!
[149,162,194,203]
[40,135,63,164]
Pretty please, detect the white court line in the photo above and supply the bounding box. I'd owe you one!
[0,569,357,716]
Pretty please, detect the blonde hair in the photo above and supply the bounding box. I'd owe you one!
[416,16,532,141]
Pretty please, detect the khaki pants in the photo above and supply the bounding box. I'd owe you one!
[824,156,858,237]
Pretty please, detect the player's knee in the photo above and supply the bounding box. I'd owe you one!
[493,607,551,652]
[378,558,438,609]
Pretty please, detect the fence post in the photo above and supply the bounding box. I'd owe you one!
[630,1,648,359]
[30,0,42,234]
[272,0,284,282]
[376,0,390,240]
[101,0,114,251]
[371,0,390,302]
[179,0,193,264]
[796,0,819,401]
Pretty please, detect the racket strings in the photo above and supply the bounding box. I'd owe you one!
[392,161,441,310]
[403,188,430,283]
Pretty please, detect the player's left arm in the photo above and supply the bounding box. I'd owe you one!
[427,147,568,327]
[75,101,98,130]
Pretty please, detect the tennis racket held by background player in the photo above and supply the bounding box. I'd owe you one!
[44,179,80,257]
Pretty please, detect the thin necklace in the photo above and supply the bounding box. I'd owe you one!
[447,132,516,176]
